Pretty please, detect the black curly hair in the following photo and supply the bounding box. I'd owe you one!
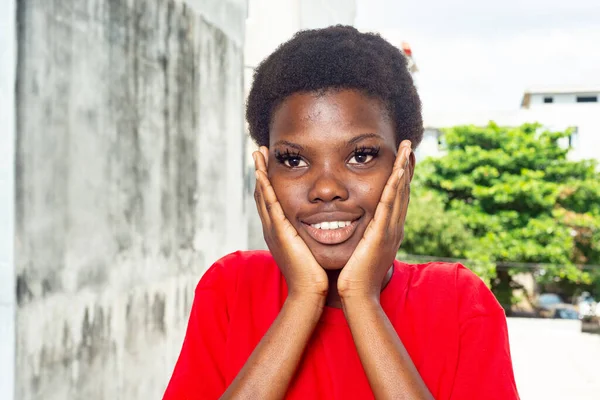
[246,25,423,149]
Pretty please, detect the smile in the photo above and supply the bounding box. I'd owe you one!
[303,218,360,245]
[310,221,352,229]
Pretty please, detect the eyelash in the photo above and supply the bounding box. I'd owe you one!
[273,146,381,168]
[274,149,305,168]
[351,146,380,164]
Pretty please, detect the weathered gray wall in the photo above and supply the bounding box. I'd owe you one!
[1,1,17,399]
[14,0,247,399]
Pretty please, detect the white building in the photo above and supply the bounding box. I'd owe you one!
[521,85,600,108]
[420,85,600,164]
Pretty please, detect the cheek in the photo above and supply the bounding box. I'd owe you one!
[352,173,389,214]
[270,177,304,218]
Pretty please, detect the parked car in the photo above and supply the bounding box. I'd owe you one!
[577,293,600,334]
[577,295,597,319]
[581,313,600,334]
[534,293,579,319]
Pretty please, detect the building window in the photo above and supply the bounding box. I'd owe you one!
[576,96,598,103]
[543,96,553,103]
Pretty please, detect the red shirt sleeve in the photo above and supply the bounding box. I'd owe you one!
[163,261,229,400]
[450,266,520,400]
[450,311,520,400]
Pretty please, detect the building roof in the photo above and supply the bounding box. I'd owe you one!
[521,85,600,108]
[523,84,600,94]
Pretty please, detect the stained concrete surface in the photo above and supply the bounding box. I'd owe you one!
[0,0,17,399]
[13,0,247,399]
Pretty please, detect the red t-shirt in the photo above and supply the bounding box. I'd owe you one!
[164,251,519,399]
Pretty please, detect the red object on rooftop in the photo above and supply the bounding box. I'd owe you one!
[402,42,413,57]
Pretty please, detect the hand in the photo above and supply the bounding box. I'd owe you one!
[337,140,413,301]
[253,147,329,300]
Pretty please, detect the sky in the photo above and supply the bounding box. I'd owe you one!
[356,0,600,114]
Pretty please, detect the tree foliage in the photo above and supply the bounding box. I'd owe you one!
[403,122,600,309]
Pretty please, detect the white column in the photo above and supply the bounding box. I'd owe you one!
[0,1,16,399]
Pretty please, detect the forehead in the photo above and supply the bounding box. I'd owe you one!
[269,90,395,148]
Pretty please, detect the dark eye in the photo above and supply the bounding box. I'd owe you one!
[349,153,374,164]
[275,149,308,168]
[284,157,307,168]
[348,146,380,165]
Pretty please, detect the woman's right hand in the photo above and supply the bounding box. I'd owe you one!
[253,147,329,301]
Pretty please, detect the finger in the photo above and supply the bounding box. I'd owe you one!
[394,177,411,244]
[254,152,297,237]
[393,171,411,232]
[259,146,269,170]
[255,148,269,174]
[397,177,411,225]
[391,145,412,224]
[372,165,405,232]
[253,149,272,225]
[252,150,261,172]
[253,154,271,227]
[372,142,411,228]
[255,168,288,226]
[394,140,412,169]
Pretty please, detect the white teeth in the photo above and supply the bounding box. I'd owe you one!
[310,221,352,230]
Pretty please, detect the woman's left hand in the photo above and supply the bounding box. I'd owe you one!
[338,140,413,301]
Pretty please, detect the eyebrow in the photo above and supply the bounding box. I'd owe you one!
[347,133,384,146]
[272,140,304,151]
[272,133,383,150]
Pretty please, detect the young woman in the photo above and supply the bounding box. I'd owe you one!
[163,26,520,400]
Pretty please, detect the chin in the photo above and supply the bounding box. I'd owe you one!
[313,247,354,270]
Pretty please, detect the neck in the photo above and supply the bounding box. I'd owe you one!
[324,265,394,308]
[325,269,343,308]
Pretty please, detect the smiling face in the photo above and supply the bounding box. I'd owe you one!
[268,89,399,270]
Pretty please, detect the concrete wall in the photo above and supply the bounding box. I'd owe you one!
[13,0,247,399]
[1,1,17,399]
[244,0,357,250]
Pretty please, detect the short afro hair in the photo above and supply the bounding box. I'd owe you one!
[246,25,423,149]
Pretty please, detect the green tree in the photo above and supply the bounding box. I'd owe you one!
[407,122,600,312]
[401,185,496,284]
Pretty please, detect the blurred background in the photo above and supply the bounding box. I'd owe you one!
[1,0,599,399]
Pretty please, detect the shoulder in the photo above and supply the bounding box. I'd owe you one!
[196,250,277,291]
[194,250,285,328]
[405,261,504,321]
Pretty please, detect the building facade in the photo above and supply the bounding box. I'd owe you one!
[421,86,600,165]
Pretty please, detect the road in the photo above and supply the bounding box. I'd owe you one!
[507,318,600,400]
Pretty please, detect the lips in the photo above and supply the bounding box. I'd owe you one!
[300,211,363,245]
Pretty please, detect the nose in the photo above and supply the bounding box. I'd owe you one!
[308,170,349,203]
